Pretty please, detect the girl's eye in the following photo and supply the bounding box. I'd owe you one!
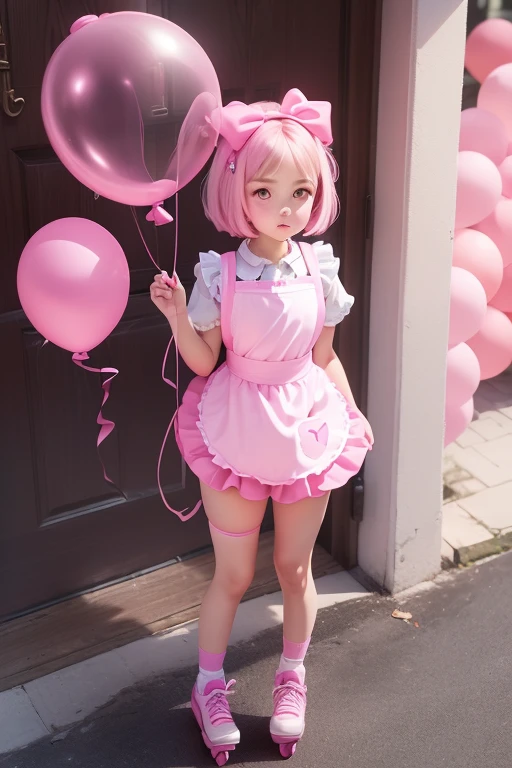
[254,188,270,199]
[293,188,311,199]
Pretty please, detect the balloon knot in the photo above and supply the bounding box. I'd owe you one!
[70,15,99,34]
[146,203,174,226]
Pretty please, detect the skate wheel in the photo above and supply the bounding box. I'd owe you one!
[215,751,229,766]
[279,742,297,758]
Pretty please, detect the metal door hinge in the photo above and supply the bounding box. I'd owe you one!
[351,474,364,522]
[0,22,25,117]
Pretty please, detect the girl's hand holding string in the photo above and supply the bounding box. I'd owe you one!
[150,272,188,322]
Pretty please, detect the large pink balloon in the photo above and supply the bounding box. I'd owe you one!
[41,13,221,207]
[17,218,130,353]
[465,19,512,84]
[449,267,487,348]
[455,151,502,229]
[446,343,481,409]
[444,398,474,447]
[474,196,512,267]
[459,108,508,166]
[467,306,512,379]
[489,263,512,312]
[478,63,512,140]
[452,228,503,302]
[499,155,512,198]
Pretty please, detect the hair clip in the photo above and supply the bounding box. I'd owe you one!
[229,161,236,174]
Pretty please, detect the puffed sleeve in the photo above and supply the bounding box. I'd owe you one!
[187,250,222,332]
[314,241,355,326]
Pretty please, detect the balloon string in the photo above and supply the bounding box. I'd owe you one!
[131,207,160,270]
[131,194,201,520]
[71,352,126,499]
[156,334,202,522]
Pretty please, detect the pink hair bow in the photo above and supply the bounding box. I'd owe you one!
[217,88,333,151]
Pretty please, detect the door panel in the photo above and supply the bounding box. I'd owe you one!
[0,0,369,619]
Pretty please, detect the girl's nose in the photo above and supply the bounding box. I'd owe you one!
[280,206,291,216]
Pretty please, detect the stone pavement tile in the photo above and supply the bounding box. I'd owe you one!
[444,467,471,485]
[469,417,510,440]
[455,427,486,448]
[457,482,512,532]
[485,410,512,433]
[24,648,136,731]
[500,405,512,419]
[450,478,487,498]
[442,501,493,549]
[440,538,455,564]
[473,434,512,472]
[0,686,50,754]
[449,445,512,487]
[443,442,458,458]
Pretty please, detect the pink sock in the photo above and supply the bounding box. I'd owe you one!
[197,648,227,695]
[283,636,311,662]
[199,647,226,672]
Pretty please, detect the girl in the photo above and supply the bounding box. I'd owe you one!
[150,88,373,765]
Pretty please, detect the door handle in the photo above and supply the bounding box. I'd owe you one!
[0,22,24,117]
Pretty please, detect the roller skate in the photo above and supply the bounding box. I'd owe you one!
[191,678,240,766]
[270,670,307,759]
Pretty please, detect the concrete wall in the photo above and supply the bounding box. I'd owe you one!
[359,0,468,593]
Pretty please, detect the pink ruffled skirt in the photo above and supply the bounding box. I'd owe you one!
[175,373,371,504]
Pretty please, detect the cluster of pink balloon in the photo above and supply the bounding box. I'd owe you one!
[17,12,221,354]
[447,18,512,446]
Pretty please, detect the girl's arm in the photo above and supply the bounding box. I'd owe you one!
[313,326,374,445]
[312,326,356,405]
[150,274,222,377]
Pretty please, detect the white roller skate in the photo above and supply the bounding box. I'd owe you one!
[191,678,240,766]
[270,669,307,759]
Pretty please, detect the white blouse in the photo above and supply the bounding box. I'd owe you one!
[187,239,355,332]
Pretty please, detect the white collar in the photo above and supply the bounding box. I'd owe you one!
[237,239,307,278]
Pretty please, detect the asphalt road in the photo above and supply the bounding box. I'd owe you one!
[3,551,512,768]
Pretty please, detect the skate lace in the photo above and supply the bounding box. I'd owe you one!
[204,679,236,726]
[273,680,307,718]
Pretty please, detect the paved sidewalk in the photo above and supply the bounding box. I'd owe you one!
[442,368,512,565]
[2,551,511,768]
[0,572,368,755]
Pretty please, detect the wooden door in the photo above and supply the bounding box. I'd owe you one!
[0,0,377,620]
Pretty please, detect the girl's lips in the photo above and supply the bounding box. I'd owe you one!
[277,224,290,228]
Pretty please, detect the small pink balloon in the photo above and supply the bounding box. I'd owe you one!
[17,218,130,353]
[459,108,508,166]
[467,305,512,379]
[474,196,512,267]
[444,397,474,447]
[449,266,487,348]
[452,228,504,302]
[478,63,512,140]
[489,262,512,312]
[455,151,502,229]
[446,343,481,409]
[465,18,512,84]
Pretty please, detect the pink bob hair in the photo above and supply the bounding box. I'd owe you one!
[202,100,339,238]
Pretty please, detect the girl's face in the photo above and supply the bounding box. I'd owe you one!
[245,145,317,242]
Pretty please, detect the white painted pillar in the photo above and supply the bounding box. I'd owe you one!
[359,0,468,593]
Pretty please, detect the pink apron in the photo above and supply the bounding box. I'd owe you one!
[175,242,370,502]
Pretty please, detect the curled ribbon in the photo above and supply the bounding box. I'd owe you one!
[72,352,126,497]
[146,202,174,226]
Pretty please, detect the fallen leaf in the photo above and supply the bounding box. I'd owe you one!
[392,609,413,621]
[414,621,420,628]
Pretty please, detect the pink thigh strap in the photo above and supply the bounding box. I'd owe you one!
[209,520,261,537]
